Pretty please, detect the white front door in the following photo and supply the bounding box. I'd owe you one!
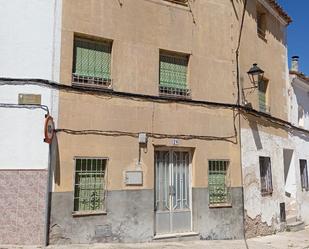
[155,149,191,235]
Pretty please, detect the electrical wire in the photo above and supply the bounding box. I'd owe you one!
[0,103,49,115]
[56,129,237,143]
[1,78,309,138]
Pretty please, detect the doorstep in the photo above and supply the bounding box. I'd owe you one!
[153,232,199,241]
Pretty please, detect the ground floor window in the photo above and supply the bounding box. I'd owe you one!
[208,160,230,205]
[259,156,273,196]
[300,159,309,191]
[73,157,107,212]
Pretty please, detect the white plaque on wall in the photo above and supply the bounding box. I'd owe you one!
[125,171,143,186]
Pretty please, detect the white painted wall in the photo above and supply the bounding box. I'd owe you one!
[0,84,59,169]
[241,128,292,226]
[288,75,309,224]
[0,1,62,170]
[0,0,62,81]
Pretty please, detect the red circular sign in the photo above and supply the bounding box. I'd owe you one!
[44,115,55,144]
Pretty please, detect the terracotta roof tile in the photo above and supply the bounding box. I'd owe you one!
[290,71,309,83]
[267,0,292,24]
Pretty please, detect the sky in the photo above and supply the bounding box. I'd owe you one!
[277,0,309,75]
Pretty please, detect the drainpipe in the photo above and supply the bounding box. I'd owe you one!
[235,0,249,247]
[44,141,53,246]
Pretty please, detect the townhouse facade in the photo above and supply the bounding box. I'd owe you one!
[0,0,299,246]
[50,0,244,243]
[238,0,293,237]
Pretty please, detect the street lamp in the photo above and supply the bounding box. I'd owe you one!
[247,63,264,87]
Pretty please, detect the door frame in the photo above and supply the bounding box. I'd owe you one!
[154,147,193,235]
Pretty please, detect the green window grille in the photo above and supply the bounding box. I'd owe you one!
[208,160,230,205]
[159,53,188,90]
[258,79,267,112]
[74,158,107,212]
[73,38,112,80]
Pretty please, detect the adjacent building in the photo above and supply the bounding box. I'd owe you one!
[238,0,293,238]
[286,56,309,225]
[0,0,62,245]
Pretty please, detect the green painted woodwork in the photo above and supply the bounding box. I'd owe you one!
[159,54,188,89]
[74,158,106,212]
[74,38,111,79]
[258,80,267,112]
[208,160,229,204]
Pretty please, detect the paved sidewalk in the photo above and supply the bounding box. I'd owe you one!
[1,227,309,249]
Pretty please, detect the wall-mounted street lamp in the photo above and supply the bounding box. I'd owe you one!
[247,63,264,87]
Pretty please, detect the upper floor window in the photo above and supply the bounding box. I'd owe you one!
[159,51,191,98]
[257,10,267,40]
[258,77,270,114]
[300,159,309,191]
[259,156,273,196]
[72,37,112,89]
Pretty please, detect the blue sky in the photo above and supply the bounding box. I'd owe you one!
[277,0,309,75]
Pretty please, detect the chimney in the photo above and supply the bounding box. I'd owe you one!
[291,56,299,72]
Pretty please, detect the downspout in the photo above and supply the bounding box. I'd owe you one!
[44,142,53,246]
[235,0,248,247]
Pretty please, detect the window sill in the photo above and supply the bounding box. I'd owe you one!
[72,210,107,217]
[163,0,188,7]
[261,192,273,197]
[209,203,232,208]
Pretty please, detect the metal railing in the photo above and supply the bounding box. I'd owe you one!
[72,73,112,89]
[159,85,191,99]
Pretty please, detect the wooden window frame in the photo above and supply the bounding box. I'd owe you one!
[259,156,273,196]
[300,159,309,191]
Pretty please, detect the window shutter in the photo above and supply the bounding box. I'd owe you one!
[160,54,188,89]
[74,38,111,80]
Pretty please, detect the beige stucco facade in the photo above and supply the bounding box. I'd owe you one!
[56,0,244,192]
[49,0,292,243]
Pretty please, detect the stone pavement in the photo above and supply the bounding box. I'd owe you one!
[1,227,309,249]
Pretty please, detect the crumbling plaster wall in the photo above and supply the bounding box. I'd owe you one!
[288,76,309,224]
[241,127,291,236]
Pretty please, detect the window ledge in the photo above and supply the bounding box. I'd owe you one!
[163,0,188,7]
[261,192,273,197]
[72,210,107,217]
[209,203,232,208]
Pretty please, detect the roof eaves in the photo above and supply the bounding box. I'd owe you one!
[266,0,292,24]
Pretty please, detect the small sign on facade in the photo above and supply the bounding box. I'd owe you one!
[44,115,55,144]
[125,171,143,186]
[18,93,41,105]
[172,139,179,145]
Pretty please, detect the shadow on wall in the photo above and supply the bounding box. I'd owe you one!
[232,0,286,45]
[248,118,263,150]
[51,134,60,185]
